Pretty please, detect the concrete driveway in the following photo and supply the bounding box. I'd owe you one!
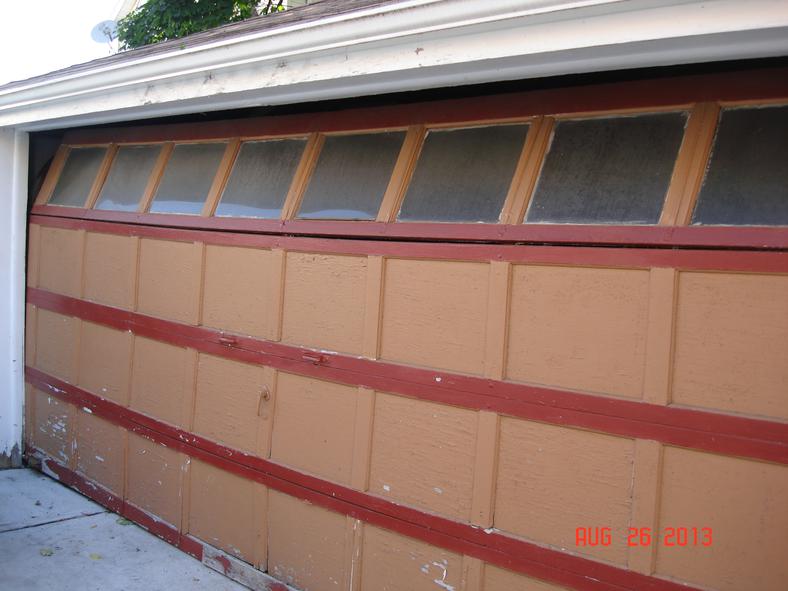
[0,468,247,591]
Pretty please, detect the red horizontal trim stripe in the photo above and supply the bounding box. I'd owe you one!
[27,287,788,465]
[26,368,705,591]
[61,67,788,145]
[32,452,203,560]
[30,212,788,271]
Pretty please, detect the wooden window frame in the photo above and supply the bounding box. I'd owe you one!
[143,140,231,215]
[210,134,311,220]
[389,118,536,224]
[33,67,788,249]
[285,127,410,222]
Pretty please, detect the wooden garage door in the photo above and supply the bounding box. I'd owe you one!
[25,68,788,591]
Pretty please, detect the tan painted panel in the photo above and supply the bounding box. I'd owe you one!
[495,418,634,565]
[369,393,477,520]
[78,321,133,405]
[360,525,463,591]
[193,354,267,455]
[24,383,35,449]
[271,373,357,485]
[507,265,650,398]
[203,245,277,339]
[75,411,125,495]
[83,232,137,309]
[126,434,183,527]
[484,565,569,591]
[656,448,788,591]
[672,272,788,419]
[189,459,257,562]
[380,259,489,374]
[282,252,367,355]
[130,337,194,428]
[27,224,40,288]
[137,238,202,324]
[38,226,83,298]
[25,304,36,367]
[31,388,72,465]
[35,309,79,384]
[267,490,347,591]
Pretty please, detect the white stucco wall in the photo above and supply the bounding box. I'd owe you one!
[0,128,27,467]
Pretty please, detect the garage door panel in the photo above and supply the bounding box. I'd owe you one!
[126,433,184,528]
[75,411,125,496]
[282,252,367,355]
[83,232,138,310]
[78,321,133,405]
[38,226,83,298]
[202,245,280,339]
[34,309,80,384]
[188,459,260,563]
[130,337,195,429]
[193,353,269,455]
[506,265,650,399]
[672,272,788,420]
[369,393,477,521]
[25,304,37,367]
[494,418,635,565]
[137,238,202,324]
[380,259,489,375]
[270,373,357,485]
[30,387,74,465]
[360,525,463,591]
[267,490,348,591]
[27,223,40,288]
[656,447,788,591]
[484,564,570,591]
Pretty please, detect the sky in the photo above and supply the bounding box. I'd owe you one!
[0,0,130,86]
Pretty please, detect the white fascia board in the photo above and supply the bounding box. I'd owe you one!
[2,0,787,130]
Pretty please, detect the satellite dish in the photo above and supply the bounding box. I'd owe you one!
[91,20,118,44]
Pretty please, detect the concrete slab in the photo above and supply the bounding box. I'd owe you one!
[0,468,248,591]
[0,468,101,532]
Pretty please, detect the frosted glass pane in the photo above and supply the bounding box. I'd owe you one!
[216,139,305,218]
[50,147,106,207]
[526,112,687,224]
[95,145,160,211]
[149,142,226,214]
[398,124,528,222]
[693,105,788,226]
[298,132,404,220]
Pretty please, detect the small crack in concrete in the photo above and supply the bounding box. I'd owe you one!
[0,510,108,534]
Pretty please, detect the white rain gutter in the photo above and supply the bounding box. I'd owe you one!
[0,0,787,131]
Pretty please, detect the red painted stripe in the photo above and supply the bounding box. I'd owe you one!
[26,370,706,591]
[30,212,788,271]
[27,287,788,464]
[33,452,203,560]
[61,67,788,145]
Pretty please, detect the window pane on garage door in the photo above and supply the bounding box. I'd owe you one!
[50,147,106,207]
[149,142,226,215]
[95,145,160,212]
[217,138,306,219]
[525,112,687,224]
[397,124,528,223]
[298,131,405,220]
[692,105,788,226]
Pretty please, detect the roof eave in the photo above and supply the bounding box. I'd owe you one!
[2,0,787,131]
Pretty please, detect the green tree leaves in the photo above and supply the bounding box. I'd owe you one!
[117,0,285,50]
